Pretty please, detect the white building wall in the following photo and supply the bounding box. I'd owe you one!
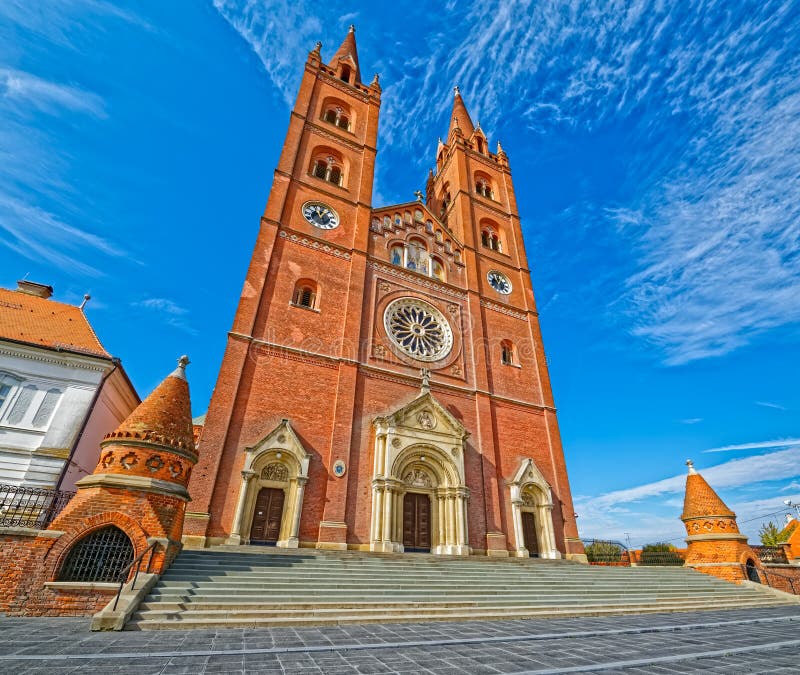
[0,343,138,488]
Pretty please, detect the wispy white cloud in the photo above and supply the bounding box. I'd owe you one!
[780,481,800,493]
[0,194,121,276]
[703,438,800,453]
[575,446,800,543]
[212,0,323,106]
[755,400,786,411]
[579,445,800,511]
[1,68,106,117]
[680,418,703,425]
[133,297,196,335]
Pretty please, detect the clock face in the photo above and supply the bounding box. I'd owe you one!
[302,201,339,230]
[487,270,512,294]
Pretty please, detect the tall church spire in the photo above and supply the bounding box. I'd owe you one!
[328,24,361,83]
[449,86,475,139]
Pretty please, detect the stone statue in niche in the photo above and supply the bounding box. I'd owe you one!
[403,468,433,488]
[262,462,289,482]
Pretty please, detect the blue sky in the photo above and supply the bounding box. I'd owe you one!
[2,0,799,546]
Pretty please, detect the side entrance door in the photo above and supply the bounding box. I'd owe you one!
[521,511,539,557]
[403,492,431,552]
[251,487,285,544]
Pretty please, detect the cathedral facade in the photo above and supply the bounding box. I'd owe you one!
[185,27,583,560]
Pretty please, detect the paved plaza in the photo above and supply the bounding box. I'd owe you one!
[0,606,798,674]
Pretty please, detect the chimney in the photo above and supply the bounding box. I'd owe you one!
[17,280,53,299]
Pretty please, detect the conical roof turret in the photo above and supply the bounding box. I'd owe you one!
[102,355,195,454]
[449,86,475,139]
[328,24,360,83]
[681,460,736,521]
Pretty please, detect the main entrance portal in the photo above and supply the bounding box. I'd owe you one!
[251,487,284,544]
[403,492,431,552]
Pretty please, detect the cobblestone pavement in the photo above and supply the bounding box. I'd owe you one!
[0,606,798,674]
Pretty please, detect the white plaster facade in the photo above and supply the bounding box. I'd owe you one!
[0,342,138,489]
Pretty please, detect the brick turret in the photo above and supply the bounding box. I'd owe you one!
[681,460,761,583]
[0,357,196,617]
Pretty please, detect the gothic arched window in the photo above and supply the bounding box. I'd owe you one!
[501,340,515,366]
[292,279,319,310]
[431,257,446,281]
[309,150,344,187]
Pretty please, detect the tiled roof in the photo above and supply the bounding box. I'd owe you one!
[681,472,736,520]
[0,287,109,358]
[103,359,195,454]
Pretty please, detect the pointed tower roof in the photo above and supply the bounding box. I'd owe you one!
[328,24,361,83]
[103,355,195,453]
[681,460,736,520]
[449,86,475,138]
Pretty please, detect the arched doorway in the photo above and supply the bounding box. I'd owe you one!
[509,458,561,559]
[371,392,471,555]
[228,419,310,548]
[745,558,761,583]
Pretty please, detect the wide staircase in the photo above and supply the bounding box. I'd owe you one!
[127,546,794,630]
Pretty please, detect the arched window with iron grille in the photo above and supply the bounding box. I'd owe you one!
[58,525,134,583]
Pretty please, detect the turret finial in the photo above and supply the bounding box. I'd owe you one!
[686,459,697,475]
[349,24,355,32]
[170,355,190,380]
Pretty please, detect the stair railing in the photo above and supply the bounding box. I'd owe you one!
[749,565,800,595]
[111,539,173,611]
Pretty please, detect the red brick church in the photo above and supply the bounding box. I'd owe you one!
[184,26,583,560]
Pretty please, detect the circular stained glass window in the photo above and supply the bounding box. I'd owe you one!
[384,298,453,362]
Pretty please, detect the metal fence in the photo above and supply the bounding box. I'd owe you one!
[0,483,75,529]
[583,539,631,565]
[752,545,789,565]
[638,549,685,566]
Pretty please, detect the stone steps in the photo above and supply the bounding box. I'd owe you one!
[126,547,794,630]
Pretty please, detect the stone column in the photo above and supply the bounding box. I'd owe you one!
[285,476,307,548]
[511,499,527,557]
[226,470,256,545]
[436,492,447,554]
[541,503,560,559]
[382,486,394,544]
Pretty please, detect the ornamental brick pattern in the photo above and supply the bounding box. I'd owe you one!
[187,26,583,560]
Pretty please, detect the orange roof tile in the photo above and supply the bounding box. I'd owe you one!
[0,287,109,357]
[681,471,736,520]
[103,356,195,454]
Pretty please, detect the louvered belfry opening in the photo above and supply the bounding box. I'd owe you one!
[58,525,134,583]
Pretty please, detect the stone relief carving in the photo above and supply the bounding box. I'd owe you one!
[403,468,433,488]
[417,410,436,430]
[262,462,289,482]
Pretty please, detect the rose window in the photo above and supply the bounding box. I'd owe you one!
[384,298,453,362]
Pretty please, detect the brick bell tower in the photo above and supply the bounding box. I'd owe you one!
[188,27,583,561]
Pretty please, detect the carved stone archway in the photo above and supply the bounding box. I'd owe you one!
[227,419,310,548]
[509,458,560,559]
[371,391,470,555]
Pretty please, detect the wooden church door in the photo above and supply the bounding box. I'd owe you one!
[251,487,285,543]
[402,493,431,552]
[521,511,539,557]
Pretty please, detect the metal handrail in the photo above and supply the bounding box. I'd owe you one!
[111,539,172,611]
